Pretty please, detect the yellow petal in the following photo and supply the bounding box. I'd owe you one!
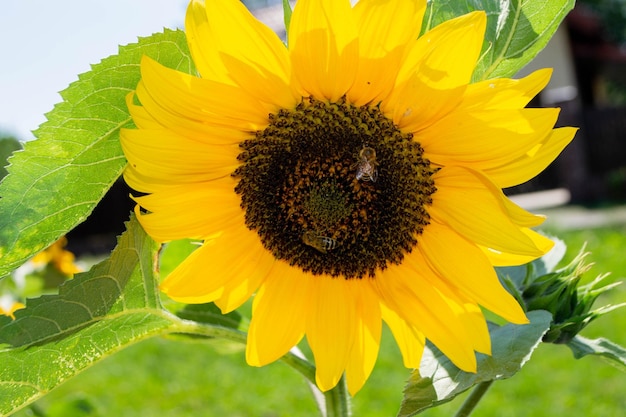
[376,264,478,372]
[420,108,560,169]
[417,221,529,324]
[306,277,357,392]
[396,11,486,90]
[480,228,555,266]
[386,11,486,131]
[485,127,577,188]
[347,0,426,106]
[160,224,273,306]
[215,254,272,313]
[121,128,239,192]
[246,261,310,366]
[139,56,274,131]
[430,166,549,257]
[185,0,297,111]
[393,254,493,354]
[289,0,359,101]
[133,178,242,242]
[198,0,297,108]
[0,298,25,320]
[136,79,250,145]
[385,75,466,134]
[379,302,425,368]
[125,92,162,130]
[460,166,547,228]
[185,0,232,84]
[344,279,382,395]
[460,69,553,110]
[453,301,491,355]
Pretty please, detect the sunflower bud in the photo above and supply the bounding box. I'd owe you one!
[518,248,623,344]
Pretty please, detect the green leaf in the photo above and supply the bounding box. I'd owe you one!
[0,217,176,415]
[421,0,575,80]
[567,335,626,372]
[0,136,22,181]
[159,239,200,278]
[398,310,552,417]
[0,29,195,278]
[283,0,293,38]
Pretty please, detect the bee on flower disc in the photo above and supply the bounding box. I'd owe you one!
[354,146,378,182]
[302,231,338,254]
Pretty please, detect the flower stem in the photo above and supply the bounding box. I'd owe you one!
[324,374,351,417]
[455,380,494,417]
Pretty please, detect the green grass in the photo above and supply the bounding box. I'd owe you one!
[12,226,626,417]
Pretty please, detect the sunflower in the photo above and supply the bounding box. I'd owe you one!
[121,0,575,394]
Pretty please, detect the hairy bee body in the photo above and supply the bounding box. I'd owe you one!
[302,231,338,253]
[355,146,378,182]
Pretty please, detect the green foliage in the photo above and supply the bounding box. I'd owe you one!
[568,335,626,371]
[0,29,195,278]
[398,310,552,416]
[421,0,576,80]
[0,217,258,416]
[283,0,293,38]
[499,241,626,351]
[0,217,173,415]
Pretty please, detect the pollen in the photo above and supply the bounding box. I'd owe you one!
[234,97,436,278]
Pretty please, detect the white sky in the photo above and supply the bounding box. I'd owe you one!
[0,0,188,140]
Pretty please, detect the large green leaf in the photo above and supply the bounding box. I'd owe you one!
[421,0,575,80]
[0,217,176,414]
[567,335,626,372]
[0,217,253,416]
[398,310,552,416]
[0,29,195,278]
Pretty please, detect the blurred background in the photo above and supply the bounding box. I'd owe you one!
[1,1,625,416]
[512,0,626,204]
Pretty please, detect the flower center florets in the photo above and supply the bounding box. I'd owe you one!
[233,97,436,278]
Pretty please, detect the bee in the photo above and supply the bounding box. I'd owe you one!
[302,231,338,254]
[354,146,378,182]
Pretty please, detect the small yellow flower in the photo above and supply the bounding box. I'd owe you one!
[32,236,81,276]
[121,0,575,394]
[0,294,25,320]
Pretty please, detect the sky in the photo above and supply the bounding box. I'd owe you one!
[0,0,188,140]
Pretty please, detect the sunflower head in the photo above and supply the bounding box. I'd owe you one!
[518,250,623,344]
[121,0,576,394]
[234,96,436,278]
